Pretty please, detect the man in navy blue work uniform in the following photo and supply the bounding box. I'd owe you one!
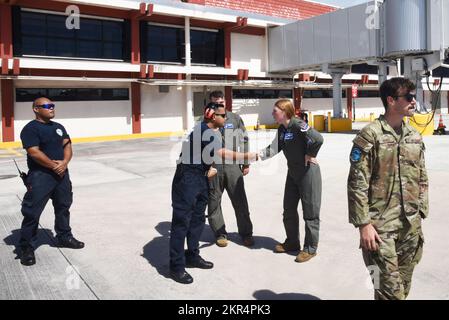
[19,97,84,266]
[169,102,258,284]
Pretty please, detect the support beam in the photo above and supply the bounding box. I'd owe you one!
[224,29,231,69]
[225,86,233,112]
[131,82,141,134]
[346,88,353,121]
[331,72,345,118]
[293,87,303,116]
[0,4,13,59]
[1,79,14,142]
[131,18,141,64]
[223,17,247,69]
[378,63,388,85]
[184,17,194,131]
[447,90,449,114]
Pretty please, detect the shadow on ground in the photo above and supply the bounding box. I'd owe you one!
[3,228,57,259]
[141,221,172,279]
[253,289,320,300]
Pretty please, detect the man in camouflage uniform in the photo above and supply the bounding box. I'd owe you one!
[347,77,428,300]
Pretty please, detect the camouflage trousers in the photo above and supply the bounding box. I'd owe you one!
[362,225,424,300]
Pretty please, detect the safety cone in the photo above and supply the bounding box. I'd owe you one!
[436,114,446,135]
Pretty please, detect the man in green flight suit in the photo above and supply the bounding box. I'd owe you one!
[207,90,254,248]
[347,77,429,300]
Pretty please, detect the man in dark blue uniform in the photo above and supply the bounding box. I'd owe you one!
[19,97,84,266]
[169,103,257,284]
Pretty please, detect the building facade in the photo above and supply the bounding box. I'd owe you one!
[0,0,448,142]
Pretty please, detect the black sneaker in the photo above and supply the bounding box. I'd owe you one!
[170,270,194,284]
[57,237,85,249]
[20,246,36,266]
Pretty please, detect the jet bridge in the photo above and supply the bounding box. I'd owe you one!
[268,0,449,118]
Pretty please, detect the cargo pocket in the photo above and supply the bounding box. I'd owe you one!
[411,234,424,266]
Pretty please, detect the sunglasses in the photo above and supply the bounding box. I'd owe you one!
[36,103,55,110]
[394,93,416,102]
[215,113,226,118]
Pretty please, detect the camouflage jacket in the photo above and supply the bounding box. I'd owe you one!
[347,115,429,232]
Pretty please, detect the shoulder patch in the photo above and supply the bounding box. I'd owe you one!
[350,146,362,163]
[352,135,374,153]
[299,122,310,132]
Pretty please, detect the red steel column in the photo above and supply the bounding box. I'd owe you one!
[346,88,353,120]
[131,82,141,134]
[225,86,232,111]
[1,79,14,142]
[224,30,231,69]
[0,4,13,59]
[131,18,141,64]
[293,88,302,115]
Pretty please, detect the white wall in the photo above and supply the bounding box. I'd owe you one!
[14,81,132,140]
[442,91,449,111]
[233,97,387,126]
[231,33,266,74]
[140,85,185,133]
[302,97,385,119]
[233,98,282,126]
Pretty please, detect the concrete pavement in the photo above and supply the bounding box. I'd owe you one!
[1,127,448,300]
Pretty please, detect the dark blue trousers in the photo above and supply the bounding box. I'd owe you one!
[20,170,73,247]
[169,165,209,272]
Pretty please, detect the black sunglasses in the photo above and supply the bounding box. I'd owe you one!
[394,93,416,102]
[215,113,226,118]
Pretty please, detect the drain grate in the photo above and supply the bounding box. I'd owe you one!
[0,174,18,180]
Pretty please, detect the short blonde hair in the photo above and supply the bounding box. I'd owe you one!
[275,99,295,119]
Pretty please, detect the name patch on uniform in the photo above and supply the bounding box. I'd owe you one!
[300,122,310,132]
[56,129,63,137]
[284,132,294,141]
[224,123,234,129]
[350,146,362,163]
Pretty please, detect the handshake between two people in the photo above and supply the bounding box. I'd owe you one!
[206,149,319,180]
[206,149,259,180]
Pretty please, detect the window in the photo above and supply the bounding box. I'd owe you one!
[145,24,185,63]
[190,29,221,65]
[14,9,127,60]
[356,90,380,98]
[232,89,293,99]
[16,88,129,102]
[303,89,348,99]
[142,23,224,66]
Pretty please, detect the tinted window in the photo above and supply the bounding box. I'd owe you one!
[146,25,184,63]
[232,89,293,99]
[16,88,130,102]
[191,29,219,65]
[18,11,125,60]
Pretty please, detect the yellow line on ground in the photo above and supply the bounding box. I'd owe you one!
[6,148,23,157]
[0,131,186,150]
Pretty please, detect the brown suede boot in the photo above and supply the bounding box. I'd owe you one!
[273,242,300,253]
[295,251,317,263]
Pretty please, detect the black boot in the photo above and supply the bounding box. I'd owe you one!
[170,270,194,284]
[57,237,85,249]
[20,246,36,266]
